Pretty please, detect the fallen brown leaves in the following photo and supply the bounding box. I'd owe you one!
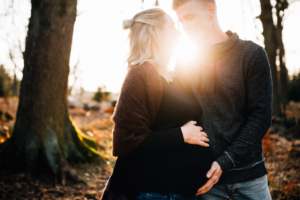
[263,126,300,199]
[0,163,113,200]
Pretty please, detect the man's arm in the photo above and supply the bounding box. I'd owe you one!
[216,46,272,171]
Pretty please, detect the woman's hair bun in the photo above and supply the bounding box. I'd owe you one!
[122,19,132,30]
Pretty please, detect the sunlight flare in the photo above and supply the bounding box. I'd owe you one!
[169,31,196,71]
[176,32,196,62]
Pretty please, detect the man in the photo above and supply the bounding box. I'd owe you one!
[173,0,273,199]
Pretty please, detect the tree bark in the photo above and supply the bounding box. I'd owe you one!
[0,0,102,184]
[259,0,282,116]
[276,0,289,120]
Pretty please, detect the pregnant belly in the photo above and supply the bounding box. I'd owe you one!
[138,144,213,187]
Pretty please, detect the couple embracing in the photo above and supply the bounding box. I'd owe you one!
[102,0,273,200]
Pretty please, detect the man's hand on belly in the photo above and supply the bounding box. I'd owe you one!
[196,161,223,195]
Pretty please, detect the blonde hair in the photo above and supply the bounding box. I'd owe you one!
[123,8,175,82]
[173,0,216,10]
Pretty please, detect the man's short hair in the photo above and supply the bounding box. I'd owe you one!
[173,0,216,10]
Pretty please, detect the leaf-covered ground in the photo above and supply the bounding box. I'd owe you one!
[0,164,112,200]
[0,98,300,199]
[263,123,300,199]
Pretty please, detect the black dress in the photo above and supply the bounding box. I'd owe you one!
[110,76,214,198]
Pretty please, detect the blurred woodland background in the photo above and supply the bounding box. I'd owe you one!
[0,0,299,199]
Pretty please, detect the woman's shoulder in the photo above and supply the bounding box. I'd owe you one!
[129,62,158,77]
[120,62,162,95]
[125,62,162,90]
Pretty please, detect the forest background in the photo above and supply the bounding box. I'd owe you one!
[0,0,300,199]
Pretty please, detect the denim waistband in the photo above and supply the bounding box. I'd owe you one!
[135,192,200,200]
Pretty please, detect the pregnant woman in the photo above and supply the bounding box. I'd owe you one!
[101,8,214,200]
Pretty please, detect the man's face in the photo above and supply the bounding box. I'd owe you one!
[175,0,213,44]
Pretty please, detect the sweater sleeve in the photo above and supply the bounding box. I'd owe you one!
[215,46,272,171]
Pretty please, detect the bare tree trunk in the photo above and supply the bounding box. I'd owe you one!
[276,0,289,121]
[142,0,145,10]
[155,0,159,6]
[0,0,102,184]
[259,0,281,116]
[9,51,19,97]
[68,59,80,95]
[12,69,18,97]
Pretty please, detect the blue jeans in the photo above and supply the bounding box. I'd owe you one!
[135,192,198,200]
[200,175,272,200]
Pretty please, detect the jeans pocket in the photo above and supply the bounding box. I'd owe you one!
[234,175,267,189]
[232,175,271,200]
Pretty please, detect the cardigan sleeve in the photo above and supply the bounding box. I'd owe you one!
[112,65,152,156]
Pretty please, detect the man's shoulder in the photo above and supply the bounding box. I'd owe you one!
[236,39,264,55]
[234,40,267,66]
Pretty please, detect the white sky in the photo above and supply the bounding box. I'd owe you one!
[1,0,300,93]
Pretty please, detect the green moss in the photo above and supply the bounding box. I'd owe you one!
[68,115,106,163]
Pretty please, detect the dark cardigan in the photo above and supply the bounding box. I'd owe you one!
[111,62,163,156]
[101,62,164,200]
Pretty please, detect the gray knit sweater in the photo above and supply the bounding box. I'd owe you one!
[175,31,272,184]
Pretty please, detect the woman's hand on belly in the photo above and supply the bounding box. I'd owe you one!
[181,121,210,147]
